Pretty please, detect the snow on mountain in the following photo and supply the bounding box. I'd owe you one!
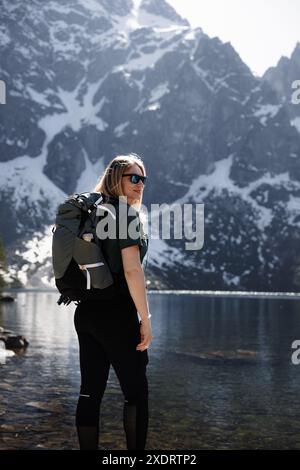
[114,121,130,137]
[253,104,282,126]
[175,153,300,230]
[75,153,105,193]
[0,155,66,222]
[13,225,55,288]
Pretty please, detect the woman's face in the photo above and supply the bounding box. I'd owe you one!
[121,163,146,205]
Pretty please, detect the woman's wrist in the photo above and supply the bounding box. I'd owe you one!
[139,313,151,322]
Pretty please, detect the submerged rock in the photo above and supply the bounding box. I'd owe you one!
[0,328,29,365]
[4,335,29,349]
[0,295,15,302]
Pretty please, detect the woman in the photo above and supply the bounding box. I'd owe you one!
[73,153,153,450]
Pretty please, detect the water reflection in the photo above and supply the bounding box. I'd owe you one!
[0,292,300,449]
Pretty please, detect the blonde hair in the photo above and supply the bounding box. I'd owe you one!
[93,153,146,210]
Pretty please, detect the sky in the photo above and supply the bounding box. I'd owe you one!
[168,0,300,76]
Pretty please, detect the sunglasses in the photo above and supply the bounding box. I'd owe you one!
[122,173,147,185]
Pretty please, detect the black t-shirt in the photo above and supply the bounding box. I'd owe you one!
[97,195,148,282]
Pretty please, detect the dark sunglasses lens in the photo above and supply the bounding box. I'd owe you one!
[131,175,146,184]
[131,175,139,184]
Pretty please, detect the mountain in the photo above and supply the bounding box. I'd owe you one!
[1,0,300,291]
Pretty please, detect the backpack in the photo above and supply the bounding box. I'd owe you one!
[52,191,120,306]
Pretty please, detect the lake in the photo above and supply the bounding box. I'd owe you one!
[1,291,300,450]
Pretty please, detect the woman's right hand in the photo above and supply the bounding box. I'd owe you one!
[136,318,153,351]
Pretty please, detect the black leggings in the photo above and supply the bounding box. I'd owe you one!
[74,292,149,450]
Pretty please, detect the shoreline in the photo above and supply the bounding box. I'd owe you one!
[1,288,300,300]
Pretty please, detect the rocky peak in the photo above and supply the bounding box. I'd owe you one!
[263,41,300,120]
[139,0,189,27]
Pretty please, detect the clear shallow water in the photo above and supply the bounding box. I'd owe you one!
[1,292,300,450]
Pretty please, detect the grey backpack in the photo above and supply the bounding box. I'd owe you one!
[52,192,118,305]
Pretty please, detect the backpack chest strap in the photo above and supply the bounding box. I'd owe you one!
[78,262,105,289]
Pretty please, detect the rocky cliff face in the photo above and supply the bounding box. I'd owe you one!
[1,0,300,291]
[263,42,300,136]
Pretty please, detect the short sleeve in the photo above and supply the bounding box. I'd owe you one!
[118,204,142,250]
